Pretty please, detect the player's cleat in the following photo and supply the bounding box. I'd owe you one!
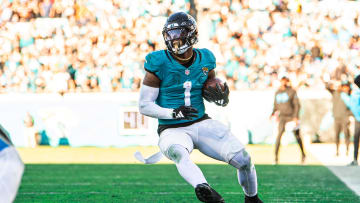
[195,183,225,203]
[245,194,263,203]
[274,157,279,165]
[348,160,358,166]
[301,154,306,164]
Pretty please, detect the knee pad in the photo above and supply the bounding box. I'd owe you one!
[167,144,189,164]
[229,150,252,170]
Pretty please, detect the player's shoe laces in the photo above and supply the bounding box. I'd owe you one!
[195,183,225,203]
[245,194,263,203]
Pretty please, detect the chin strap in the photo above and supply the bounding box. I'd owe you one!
[172,50,194,62]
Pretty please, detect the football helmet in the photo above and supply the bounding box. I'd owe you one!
[162,12,198,55]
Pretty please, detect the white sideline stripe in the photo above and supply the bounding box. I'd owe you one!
[327,166,360,196]
[308,144,360,196]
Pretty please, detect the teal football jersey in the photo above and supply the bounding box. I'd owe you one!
[144,48,216,125]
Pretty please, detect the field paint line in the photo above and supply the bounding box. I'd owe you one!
[21,191,194,196]
[308,144,360,196]
[21,192,68,195]
[20,182,93,186]
[21,191,107,195]
[146,192,193,195]
[223,192,243,195]
[327,166,360,196]
[20,182,188,186]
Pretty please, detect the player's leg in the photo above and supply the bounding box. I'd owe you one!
[334,120,341,156]
[194,119,262,202]
[158,128,206,187]
[293,128,306,163]
[158,128,224,202]
[275,118,286,164]
[0,126,24,203]
[343,118,351,156]
[352,121,360,165]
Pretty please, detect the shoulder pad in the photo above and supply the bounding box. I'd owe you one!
[198,48,216,63]
[144,50,167,80]
[145,50,167,67]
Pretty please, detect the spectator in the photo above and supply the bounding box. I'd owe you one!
[23,112,40,148]
[342,75,360,166]
[270,77,306,164]
[325,81,352,156]
[0,0,359,93]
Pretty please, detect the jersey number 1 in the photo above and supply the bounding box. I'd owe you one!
[183,81,192,106]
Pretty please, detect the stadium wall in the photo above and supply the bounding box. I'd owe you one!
[0,90,341,147]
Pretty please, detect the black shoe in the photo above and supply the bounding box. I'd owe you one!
[195,183,225,203]
[245,194,263,203]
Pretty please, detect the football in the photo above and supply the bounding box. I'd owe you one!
[203,77,225,91]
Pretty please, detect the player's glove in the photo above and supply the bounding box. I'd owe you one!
[203,83,229,107]
[172,105,198,120]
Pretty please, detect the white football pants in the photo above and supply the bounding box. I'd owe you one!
[158,119,258,196]
[0,146,24,203]
[158,119,244,162]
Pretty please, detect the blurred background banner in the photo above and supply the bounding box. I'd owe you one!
[0,90,339,147]
[0,92,159,147]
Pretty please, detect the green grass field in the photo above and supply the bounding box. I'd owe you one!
[15,164,359,203]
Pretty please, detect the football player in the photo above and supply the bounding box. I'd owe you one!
[139,12,262,203]
[0,124,24,203]
[342,75,360,166]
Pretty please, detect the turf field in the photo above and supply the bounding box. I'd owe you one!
[15,164,360,202]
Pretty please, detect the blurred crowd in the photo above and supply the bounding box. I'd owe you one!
[0,0,360,93]
[198,0,360,90]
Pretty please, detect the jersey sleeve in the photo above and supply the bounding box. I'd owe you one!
[144,52,163,80]
[200,48,216,71]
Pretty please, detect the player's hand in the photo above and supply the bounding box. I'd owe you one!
[269,113,279,122]
[269,115,275,120]
[203,82,229,107]
[172,105,198,120]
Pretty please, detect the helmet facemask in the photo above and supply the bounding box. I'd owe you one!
[163,28,191,54]
[162,13,198,55]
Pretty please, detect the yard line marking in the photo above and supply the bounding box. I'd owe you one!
[327,166,360,196]
[21,191,107,195]
[308,144,360,196]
